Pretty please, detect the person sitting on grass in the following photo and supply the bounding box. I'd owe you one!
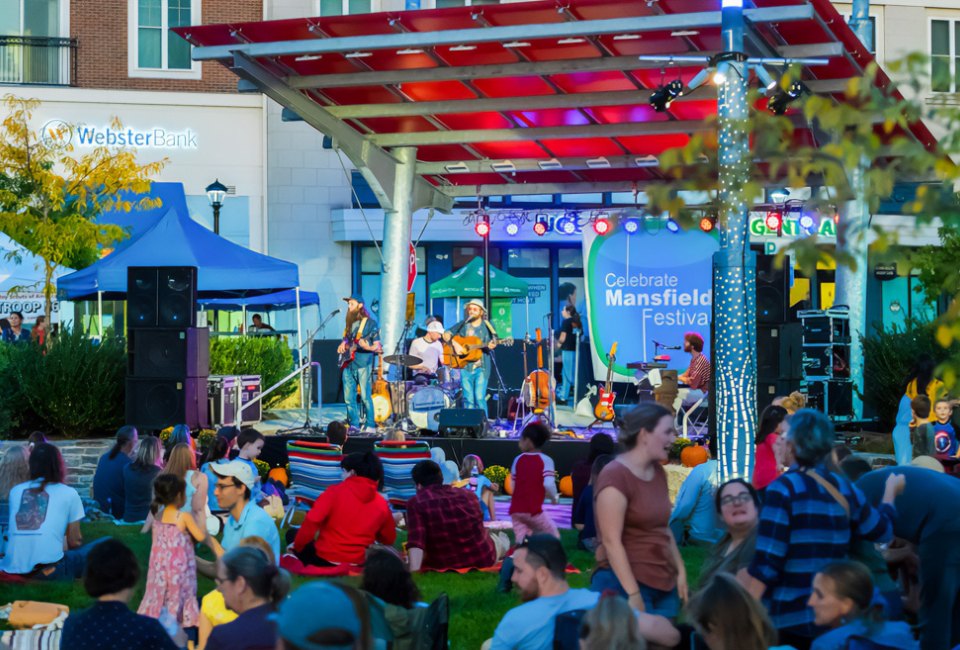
[405,460,507,572]
[0,443,106,580]
[162,442,210,532]
[485,534,680,650]
[235,427,266,504]
[669,441,721,546]
[686,572,786,650]
[573,454,614,552]
[290,452,396,566]
[61,539,177,650]
[123,435,164,523]
[274,582,375,650]
[509,421,560,543]
[200,435,232,513]
[0,444,30,556]
[696,478,760,590]
[457,454,498,521]
[326,420,349,447]
[92,425,138,519]
[577,595,647,650]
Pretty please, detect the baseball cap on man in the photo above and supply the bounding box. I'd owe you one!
[210,460,257,492]
[426,321,444,334]
[274,583,367,650]
[342,294,365,304]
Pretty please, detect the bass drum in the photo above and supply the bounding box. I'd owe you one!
[407,385,452,432]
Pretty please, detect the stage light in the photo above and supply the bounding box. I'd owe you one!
[666,218,681,233]
[699,215,716,232]
[765,211,783,235]
[557,215,578,235]
[474,213,490,237]
[533,215,549,236]
[712,69,726,85]
[505,222,520,236]
[622,217,641,234]
[833,213,840,224]
[593,217,611,235]
[649,79,684,113]
[755,66,778,93]
[768,80,806,115]
[798,212,816,230]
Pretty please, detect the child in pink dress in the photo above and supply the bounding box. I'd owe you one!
[139,473,223,631]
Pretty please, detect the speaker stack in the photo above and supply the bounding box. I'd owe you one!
[799,308,853,421]
[125,267,209,429]
[755,254,803,412]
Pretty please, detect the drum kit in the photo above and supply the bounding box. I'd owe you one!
[382,353,462,433]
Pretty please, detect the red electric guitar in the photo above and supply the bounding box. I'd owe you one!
[592,342,618,426]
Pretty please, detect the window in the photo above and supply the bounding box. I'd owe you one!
[318,0,377,16]
[930,19,960,93]
[128,0,200,79]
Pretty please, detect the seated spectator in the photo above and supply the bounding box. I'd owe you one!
[209,461,281,564]
[200,436,232,512]
[457,454,496,522]
[753,405,787,490]
[570,433,616,515]
[326,420,349,447]
[164,424,195,460]
[235,427,265,504]
[405,460,507,572]
[0,443,106,579]
[93,426,138,519]
[26,430,48,454]
[1,310,30,343]
[487,535,679,650]
[741,409,904,647]
[0,444,30,556]
[61,539,177,650]
[206,546,291,650]
[578,595,647,650]
[572,454,614,552]
[291,452,395,566]
[669,442,721,545]
[909,396,934,459]
[123,435,164,523]
[808,560,918,650]
[686,573,784,650]
[362,545,423,609]
[697,478,759,590]
[780,391,807,414]
[275,582,374,650]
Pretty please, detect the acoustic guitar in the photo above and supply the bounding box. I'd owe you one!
[372,352,392,425]
[442,335,514,369]
[593,342,618,422]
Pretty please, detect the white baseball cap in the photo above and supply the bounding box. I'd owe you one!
[427,321,444,334]
[211,460,257,491]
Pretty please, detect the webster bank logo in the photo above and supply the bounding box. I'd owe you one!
[40,119,198,150]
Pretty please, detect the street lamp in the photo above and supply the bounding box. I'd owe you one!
[205,179,228,234]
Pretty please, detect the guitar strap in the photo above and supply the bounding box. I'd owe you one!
[354,317,368,343]
[483,319,499,341]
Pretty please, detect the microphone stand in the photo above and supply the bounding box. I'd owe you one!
[318,308,340,339]
[487,342,509,431]
[392,320,416,434]
[278,322,325,437]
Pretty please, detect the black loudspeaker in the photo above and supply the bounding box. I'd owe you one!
[757,323,803,380]
[128,327,209,378]
[127,266,198,329]
[756,254,790,324]
[438,409,488,438]
[807,380,854,418]
[125,377,207,429]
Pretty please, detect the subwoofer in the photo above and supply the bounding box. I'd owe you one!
[127,327,209,378]
[125,377,207,430]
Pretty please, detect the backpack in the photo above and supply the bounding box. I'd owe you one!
[369,593,449,650]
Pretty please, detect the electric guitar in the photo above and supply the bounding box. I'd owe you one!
[442,336,514,369]
[338,322,380,370]
[372,352,392,425]
[593,342,618,422]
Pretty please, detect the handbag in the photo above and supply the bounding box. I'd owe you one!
[8,601,69,629]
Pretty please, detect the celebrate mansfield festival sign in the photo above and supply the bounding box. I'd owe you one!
[582,221,719,381]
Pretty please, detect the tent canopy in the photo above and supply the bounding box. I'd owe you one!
[429,258,528,299]
[57,184,299,301]
[1,232,74,293]
[199,289,320,311]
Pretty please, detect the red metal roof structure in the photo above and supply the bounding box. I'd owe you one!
[176,0,937,213]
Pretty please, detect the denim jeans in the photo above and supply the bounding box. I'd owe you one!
[460,365,488,412]
[589,567,680,618]
[557,350,575,401]
[343,361,374,428]
[39,537,111,581]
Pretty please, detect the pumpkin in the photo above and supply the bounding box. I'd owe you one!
[504,473,514,495]
[680,443,709,468]
[559,475,573,498]
[268,467,289,488]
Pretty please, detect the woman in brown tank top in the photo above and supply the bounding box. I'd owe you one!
[591,402,688,619]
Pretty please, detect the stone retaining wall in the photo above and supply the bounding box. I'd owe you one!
[54,439,112,498]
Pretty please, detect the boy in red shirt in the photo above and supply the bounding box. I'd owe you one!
[509,421,560,542]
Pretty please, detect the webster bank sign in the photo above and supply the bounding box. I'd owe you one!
[40,119,199,150]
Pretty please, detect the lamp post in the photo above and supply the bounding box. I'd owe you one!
[205,179,228,234]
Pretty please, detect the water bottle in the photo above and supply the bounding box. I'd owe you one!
[469,465,479,489]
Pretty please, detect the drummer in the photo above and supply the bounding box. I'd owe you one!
[408,320,445,384]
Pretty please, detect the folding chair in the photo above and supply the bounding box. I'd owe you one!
[374,440,433,507]
[678,393,709,438]
[283,440,343,527]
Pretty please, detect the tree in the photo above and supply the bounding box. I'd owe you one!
[0,95,167,322]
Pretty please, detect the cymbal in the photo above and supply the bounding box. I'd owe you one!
[384,354,423,367]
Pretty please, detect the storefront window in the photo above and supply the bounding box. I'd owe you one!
[506,248,549,269]
[558,248,583,269]
[453,246,500,270]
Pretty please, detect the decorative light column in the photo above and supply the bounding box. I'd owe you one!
[714,0,758,481]
[379,147,417,358]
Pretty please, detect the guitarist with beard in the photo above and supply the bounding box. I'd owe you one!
[443,299,498,413]
[337,294,381,431]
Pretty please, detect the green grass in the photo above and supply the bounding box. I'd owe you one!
[3,523,707,650]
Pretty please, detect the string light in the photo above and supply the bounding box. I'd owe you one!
[666,218,681,233]
[622,217,641,234]
[699,215,717,232]
[505,222,520,236]
[533,214,549,236]
[556,215,578,235]
[593,217,611,235]
[474,213,490,237]
[764,211,783,235]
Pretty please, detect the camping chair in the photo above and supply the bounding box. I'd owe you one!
[366,592,449,650]
[552,608,589,650]
[678,392,709,438]
[374,440,432,507]
[283,440,343,527]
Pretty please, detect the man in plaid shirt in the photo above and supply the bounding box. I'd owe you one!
[406,460,508,572]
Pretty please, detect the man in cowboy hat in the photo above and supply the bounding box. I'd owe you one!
[444,299,498,412]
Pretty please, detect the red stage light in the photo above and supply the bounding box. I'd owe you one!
[593,218,611,235]
[765,211,783,232]
[699,216,715,232]
[533,219,549,236]
[474,219,490,237]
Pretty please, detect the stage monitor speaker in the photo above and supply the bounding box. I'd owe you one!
[125,376,207,430]
[128,327,209,378]
[438,409,487,438]
[756,254,790,324]
[127,266,198,329]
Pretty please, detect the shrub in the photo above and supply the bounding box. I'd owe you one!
[209,336,297,408]
[484,464,508,488]
[2,328,126,438]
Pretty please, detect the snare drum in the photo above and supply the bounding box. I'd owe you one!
[407,385,452,432]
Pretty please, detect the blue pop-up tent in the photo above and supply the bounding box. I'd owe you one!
[198,289,319,311]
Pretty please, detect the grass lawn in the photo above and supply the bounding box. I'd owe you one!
[2,522,709,650]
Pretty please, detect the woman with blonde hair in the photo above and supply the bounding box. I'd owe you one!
[779,391,807,414]
[163,442,209,528]
[686,573,782,650]
[579,595,646,650]
[0,445,30,556]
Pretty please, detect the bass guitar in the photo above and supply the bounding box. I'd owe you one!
[338,322,380,370]
[372,352,392,425]
[442,336,514,369]
[593,342,618,423]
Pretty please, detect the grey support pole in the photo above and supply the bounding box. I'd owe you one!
[379,147,417,358]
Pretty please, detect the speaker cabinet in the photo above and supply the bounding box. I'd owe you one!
[756,254,790,324]
[807,380,854,418]
[438,409,488,438]
[125,376,207,430]
[127,266,198,329]
[128,327,209,378]
[757,323,803,381]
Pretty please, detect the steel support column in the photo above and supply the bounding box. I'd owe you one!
[714,0,757,481]
[379,147,417,359]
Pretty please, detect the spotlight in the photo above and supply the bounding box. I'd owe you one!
[505,222,520,236]
[622,217,641,234]
[474,213,490,238]
[768,80,807,115]
[798,212,816,230]
[699,215,716,232]
[557,215,578,235]
[665,218,681,233]
[711,69,726,85]
[765,211,783,235]
[649,79,684,113]
[754,66,778,94]
[593,217,611,236]
[533,214,549,236]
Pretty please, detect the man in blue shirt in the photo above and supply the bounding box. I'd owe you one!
[337,294,380,431]
[669,456,722,545]
[209,461,281,566]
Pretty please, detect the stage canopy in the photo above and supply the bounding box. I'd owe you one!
[199,288,320,311]
[430,257,528,299]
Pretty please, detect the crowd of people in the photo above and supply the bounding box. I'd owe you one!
[1,394,958,650]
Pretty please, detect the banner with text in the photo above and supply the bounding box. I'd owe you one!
[583,224,718,381]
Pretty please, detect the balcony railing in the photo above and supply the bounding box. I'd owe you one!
[0,35,78,86]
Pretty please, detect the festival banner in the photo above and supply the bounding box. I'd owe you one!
[582,222,719,380]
